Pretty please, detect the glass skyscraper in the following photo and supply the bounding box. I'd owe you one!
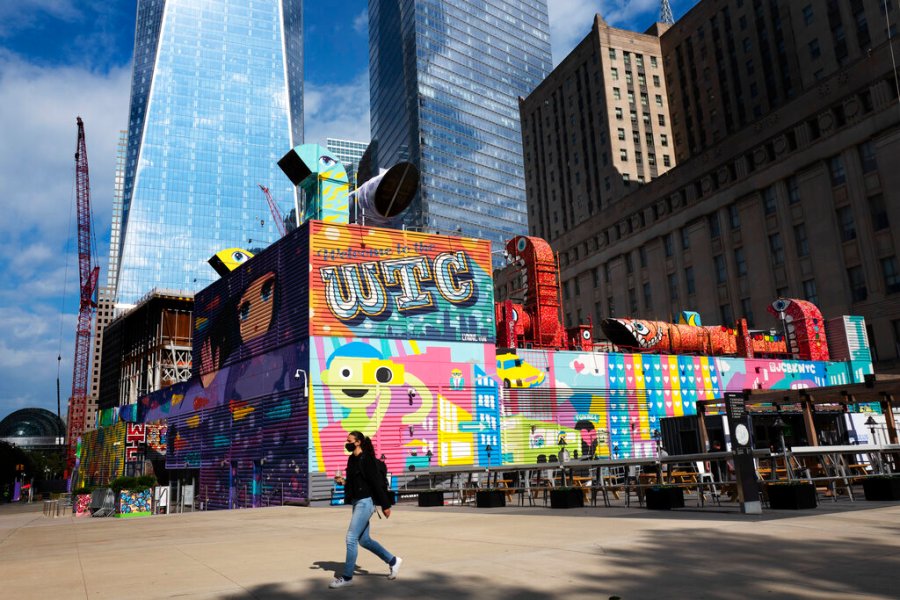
[326,137,369,188]
[114,0,303,305]
[368,0,551,251]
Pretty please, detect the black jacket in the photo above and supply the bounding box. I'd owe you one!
[344,452,392,510]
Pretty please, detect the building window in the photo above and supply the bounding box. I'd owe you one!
[663,155,671,167]
[626,71,633,85]
[787,176,800,204]
[641,92,649,106]
[664,233,673,257]
[794,224,809,257]
[869,194,889,231]
[745,59,754,74]
[615,107,623,119]
[607,296,615,317]
[685,266,696,295]
[661,133,668,147]
[620,149,628,161]
[609,48,616,59]
[681,228,690,250]
[643,282,652,309]
[848,266,867,302]
[803,4,814,25]
[630,110,638,121]
[639,246,647,268]
[613,87,621,100]
[803,279,818,304]
[638,73,646,86]
[720,303,734,325]
[658,114,665,126]
[618,127,625,140]
[593,267,600,288]
[655,94,663,107]
[858,141,877,173]
[653,74,660,87]
[627,91,635,104]
[883,257,900,294]
[635,54,644,68]
[769,233,784,265]
[611,67,618,80]
[829,155,846,185]
[729,204,740,229]
[734,247,747,277]
[837,206,856,241]
[714,254,727,284]
[668,273,679,301]
[628,288,638,313]
[625,253,634,274]
[763,186,777,215]
[809,39,821,59]
[650,56,658,68]
[741,298,754,328]
[708,213,720,238]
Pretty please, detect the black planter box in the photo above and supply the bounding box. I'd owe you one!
[418,491,445,507]
[645,487,685,510]
[475,490,506,508]
[863,477,900,501]
[550,488,585,509]
[766,483,817,509]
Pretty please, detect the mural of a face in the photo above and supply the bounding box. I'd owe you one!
[604,318,664,349]
[239,272,276,343]
[321,343,405,407]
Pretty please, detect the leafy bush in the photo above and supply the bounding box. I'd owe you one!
[72,486,95,495]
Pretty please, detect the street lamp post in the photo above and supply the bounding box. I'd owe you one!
[652,429,663,483]
[864,415,882,474]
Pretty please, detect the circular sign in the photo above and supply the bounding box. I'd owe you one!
[735,423,750,447]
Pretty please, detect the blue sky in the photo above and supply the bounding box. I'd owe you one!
[0,0,696,423]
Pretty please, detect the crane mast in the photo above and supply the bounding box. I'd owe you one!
[66,117,100,473]
[258,184,287,237]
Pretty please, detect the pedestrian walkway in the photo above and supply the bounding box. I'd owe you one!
[1,500,898,598]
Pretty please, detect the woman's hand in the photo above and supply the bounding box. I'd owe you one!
[383,507,391,518]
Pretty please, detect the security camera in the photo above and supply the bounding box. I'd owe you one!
[295,369,302,379]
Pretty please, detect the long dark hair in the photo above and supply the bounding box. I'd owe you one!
[349,430,375,455]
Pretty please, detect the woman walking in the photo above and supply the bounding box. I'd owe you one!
[329,431,402,589]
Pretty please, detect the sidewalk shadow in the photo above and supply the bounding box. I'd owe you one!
[309,560,369,577]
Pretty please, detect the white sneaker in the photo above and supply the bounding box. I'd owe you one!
[329,577,353,589]
[388,557,403,580]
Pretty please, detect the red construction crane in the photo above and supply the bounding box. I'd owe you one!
[258,184,286,237]
[66,117,100,474]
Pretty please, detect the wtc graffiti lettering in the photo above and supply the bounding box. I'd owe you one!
[319,251,477,323]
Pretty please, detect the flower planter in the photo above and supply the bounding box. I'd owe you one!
[117,489,153,517]
[550,488,584,509]
[74,494,92,517]
[766,483,817,509]
[475,490,506,508]
[862,477,900,501]
[418,490,445,507]
[645,486,685,510]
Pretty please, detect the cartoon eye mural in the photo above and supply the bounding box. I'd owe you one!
[517,237,528,252]
[260,279,274,303]
[319,155,336,168]
[232,251,248,264]
[340,367,353,380]
[239,301,251,321]
[375,366,394,384]
[582,329,592,340]
[632,322,649,335]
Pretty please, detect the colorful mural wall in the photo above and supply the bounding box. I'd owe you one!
[308,221,495,343]
[495,348,863,461]
[309,337,499,475]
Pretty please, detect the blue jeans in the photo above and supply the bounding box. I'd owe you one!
[343,497,394,578]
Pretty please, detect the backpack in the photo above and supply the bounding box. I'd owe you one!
[373,455,394,508]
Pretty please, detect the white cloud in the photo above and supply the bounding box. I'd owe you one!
[0,0,80,36]
[352,10,368,35]
[0,51,129,421]
[303,70,371,147]
[548,0,663,65]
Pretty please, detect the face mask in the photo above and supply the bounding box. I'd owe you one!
[345,442,356,452]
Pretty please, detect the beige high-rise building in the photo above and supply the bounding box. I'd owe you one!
[519,15,676,243]
[515,0,900,372]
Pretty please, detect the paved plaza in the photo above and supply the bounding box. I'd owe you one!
[1,499,899,599]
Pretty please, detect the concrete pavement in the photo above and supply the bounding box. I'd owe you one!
[1,499,899,599]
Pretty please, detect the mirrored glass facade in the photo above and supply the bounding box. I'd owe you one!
[115,0,303,305]
[368,0,551,253]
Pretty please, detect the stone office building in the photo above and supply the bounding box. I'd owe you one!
[516,0,900,371]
